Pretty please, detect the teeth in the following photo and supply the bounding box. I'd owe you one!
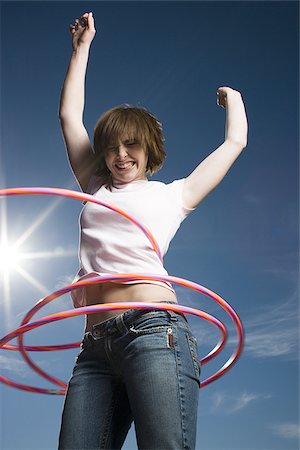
[116,162,134,169]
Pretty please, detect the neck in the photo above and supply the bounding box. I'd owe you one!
[111,177,148,186]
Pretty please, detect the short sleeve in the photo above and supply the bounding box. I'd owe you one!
[166,178,196,220]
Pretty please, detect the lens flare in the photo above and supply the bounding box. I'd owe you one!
[0,242,21,272]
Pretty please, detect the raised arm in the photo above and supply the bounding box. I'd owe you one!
[183,87,248,209]
[59,12,97,192]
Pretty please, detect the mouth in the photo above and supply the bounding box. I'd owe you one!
[115,161,135,171]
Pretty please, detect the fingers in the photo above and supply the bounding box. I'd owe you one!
[216,90,227,109]
[70,12,95,32]
[69,18,79,33]
[74,18,82,32]
[217,87,231,108]
[86,12,96,32]
[216,87,242,108]
[217,86,241,96]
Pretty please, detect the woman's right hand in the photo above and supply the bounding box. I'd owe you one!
[69,12,96,51]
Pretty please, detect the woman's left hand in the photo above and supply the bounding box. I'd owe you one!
[216,86,242,109]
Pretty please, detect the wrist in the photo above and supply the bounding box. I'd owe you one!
[72,42,91,55]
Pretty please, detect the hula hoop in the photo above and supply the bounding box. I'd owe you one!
[0,187,244,394]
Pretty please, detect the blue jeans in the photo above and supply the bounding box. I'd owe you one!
[58,304,200,450]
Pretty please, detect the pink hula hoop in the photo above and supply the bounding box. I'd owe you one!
[0,187,244,394]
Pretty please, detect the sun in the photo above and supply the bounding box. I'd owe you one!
[0,242,21,273]
[0,187,78,320]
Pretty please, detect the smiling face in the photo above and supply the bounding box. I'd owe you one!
[93,105,167,187]
[104,136,148,184]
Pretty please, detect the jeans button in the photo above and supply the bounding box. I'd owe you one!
[93,329,101,337]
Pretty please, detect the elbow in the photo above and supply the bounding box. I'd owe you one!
[58,110,69,122]
[58,99,65,121]
[240,132,248,149]
[227,127,248,150]
[58,105,72,122]
[58,110,65,122]
[240,139,248,149]
[227,137,248,150]
[58,112,83,126]
[240,129,248,149]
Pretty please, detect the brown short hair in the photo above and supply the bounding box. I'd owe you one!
[93,104,166,184]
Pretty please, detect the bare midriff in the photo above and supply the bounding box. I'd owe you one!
[84,282,178,332]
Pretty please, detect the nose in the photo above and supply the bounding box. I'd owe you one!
[116,144,128,160]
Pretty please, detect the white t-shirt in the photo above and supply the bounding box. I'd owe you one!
[71,176,194,307]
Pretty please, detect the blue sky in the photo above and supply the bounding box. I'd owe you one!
[0,1,299,449]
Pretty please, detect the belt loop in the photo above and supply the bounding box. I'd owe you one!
[115,313,128,333]
[166,309,179,321]
[85,332,95,346]
[165,307,188,323]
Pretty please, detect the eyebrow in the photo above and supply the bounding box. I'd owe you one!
[106,137,140,149]
[122,138,138,144]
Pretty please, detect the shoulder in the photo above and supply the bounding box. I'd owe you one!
[150,178,195,217]
[150,178,187,197]
[147,178,185,190]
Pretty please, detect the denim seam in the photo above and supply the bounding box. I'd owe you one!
[186,334,201,384]
[104,335,122,376]
[99,383,125,449]
[173,327,190,450]
[99,391,115,449]
[129,325,171,335]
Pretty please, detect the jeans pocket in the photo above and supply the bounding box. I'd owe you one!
[128,312,172,335]
[186,332,201,382]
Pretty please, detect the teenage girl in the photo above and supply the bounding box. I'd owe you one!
[58,11,248,450]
